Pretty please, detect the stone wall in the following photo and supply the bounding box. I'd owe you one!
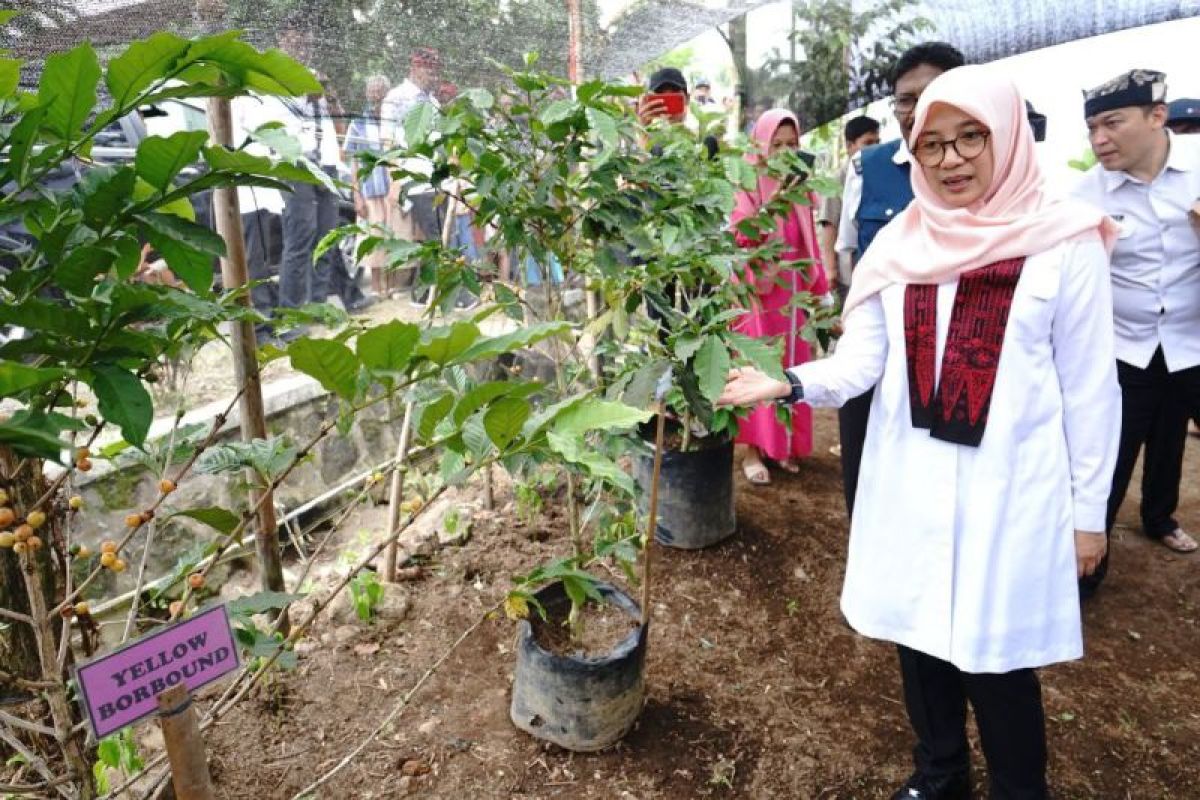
[73,375,408,600]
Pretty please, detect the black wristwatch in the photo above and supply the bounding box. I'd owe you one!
[776,371,804,406]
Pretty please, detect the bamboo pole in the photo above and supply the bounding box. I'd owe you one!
[157,685,216,800]
[640,407,667,624]
[206,97,289,635]
[381,402,415,582]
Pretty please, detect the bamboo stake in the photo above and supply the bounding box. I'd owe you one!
[207,96,289,635]
[382,402,415,582]
[156,685,216,800]
[640,407,667,623]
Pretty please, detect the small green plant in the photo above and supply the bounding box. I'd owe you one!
[514,480,546,524]
[349,569,385,623]
[92,729,143,795]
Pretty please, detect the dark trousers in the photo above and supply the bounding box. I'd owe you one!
[898,646,1048,800]
[279,168,364,310]
[838,387,874,515]
[242,208,278,320]
[1083,349,1200,595]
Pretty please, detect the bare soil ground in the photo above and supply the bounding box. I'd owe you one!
[202,411,1200,799]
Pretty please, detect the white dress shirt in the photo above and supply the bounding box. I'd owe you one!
[835,140,912,257]
[380,78,440,196]
[789,235,1120,672]
[1071,132,1200,372]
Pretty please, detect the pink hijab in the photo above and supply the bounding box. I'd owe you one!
[843,65,1117,315]
[733,108,822,263]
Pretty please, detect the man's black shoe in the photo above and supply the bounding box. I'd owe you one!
[889,771,971,800]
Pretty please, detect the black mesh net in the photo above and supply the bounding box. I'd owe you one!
[5,0,1196,110]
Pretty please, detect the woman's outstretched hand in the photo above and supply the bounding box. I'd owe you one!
[717,367,791,407]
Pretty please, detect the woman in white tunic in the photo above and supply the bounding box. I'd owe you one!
[720,66,1120,800]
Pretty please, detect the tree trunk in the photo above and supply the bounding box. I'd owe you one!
[0,447,54,697]
[728,15,750,130]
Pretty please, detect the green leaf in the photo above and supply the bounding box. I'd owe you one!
[195,438,297,478]
[622,359,671,409]
[356,320,420,373]
[132,176,196,221]
[97,737,121,769]
[79,164,137,227]
[106,32,190,107]
[0,412,67,462]
[0,58,20,99]
[728,332,786,381]
[136,211,224,256]
[439,448,467,484]
[547,430,635,494]
[135,131,209,193]
[586,108,619,153]
[38,43,101,141]
[552,398,651,436]
[0,361,66,399]
[453,381,539,426]
[288,338,360,400]
[89,365,152,448]
[693,336,731,405]
[169,507,241,535]
[674,336,703,363]
[416,393,454,441]
[140,229,211,293]
[415,321,480,366]
[461,414,492,458]
[227,588,301,616]
[455,321,570,363]
[539,99,577,125]
[461,88,494,111]
[483,397,531,449]
[403,102,437,147]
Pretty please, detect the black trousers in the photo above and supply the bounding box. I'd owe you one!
[279,168,364,310]
[898,646,1048,800]
[1083,349,1200,595]
[837,387,874,515]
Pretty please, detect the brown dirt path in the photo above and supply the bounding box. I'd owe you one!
[203,410,1200,799]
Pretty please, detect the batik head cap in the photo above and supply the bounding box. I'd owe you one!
[1083,69,1166,118]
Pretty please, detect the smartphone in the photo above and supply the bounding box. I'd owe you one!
[645,92,686,117]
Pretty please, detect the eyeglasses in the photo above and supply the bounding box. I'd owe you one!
[912,129,991,167]
[891,96,918,114]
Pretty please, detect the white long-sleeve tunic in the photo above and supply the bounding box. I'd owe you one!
[791,234,1120,674]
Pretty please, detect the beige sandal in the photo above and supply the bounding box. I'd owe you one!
[742,460,770,486]
[1161,529,1198,553]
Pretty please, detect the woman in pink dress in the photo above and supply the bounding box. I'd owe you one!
[731,109,829,485]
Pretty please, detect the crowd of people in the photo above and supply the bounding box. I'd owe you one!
[721,40,1199,800]
[218,21,1200,797]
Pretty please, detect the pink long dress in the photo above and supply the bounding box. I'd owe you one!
[731,110,828,461]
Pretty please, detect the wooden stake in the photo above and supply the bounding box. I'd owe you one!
[640,408,667,624]
[382,402,415,582]
[157,685,216,800]
[206,96,289,634]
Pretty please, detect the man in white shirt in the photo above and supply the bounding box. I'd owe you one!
[275,14,368,313]
[1072,69,1200,596]
[381,48,442,293]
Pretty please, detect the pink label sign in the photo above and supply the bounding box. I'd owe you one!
[75,604,240,739]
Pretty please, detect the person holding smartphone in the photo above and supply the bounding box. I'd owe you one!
[719,67,1120,800]
[730,110,829,485]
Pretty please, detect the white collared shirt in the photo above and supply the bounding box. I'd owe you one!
[1071,132,1200,371]
[834,140,912,257]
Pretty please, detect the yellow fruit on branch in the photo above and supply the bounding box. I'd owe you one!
[100,540,118,554]
[0,531,14,548]
[26,510,46,529]
[100,552,117,568]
